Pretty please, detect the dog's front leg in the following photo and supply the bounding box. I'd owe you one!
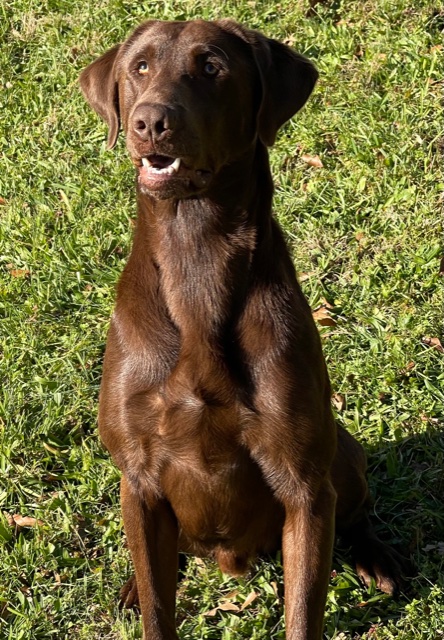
[282,479,336,640]
[121,476,179,640]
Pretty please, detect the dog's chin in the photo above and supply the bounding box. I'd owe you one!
[137,173,208,200]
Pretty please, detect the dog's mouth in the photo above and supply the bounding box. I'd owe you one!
[136,154,212,197]
[141,154,182,175]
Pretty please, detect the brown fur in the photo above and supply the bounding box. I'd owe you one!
[80,19,405,639]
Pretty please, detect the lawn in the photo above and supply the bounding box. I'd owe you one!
[0,0,443,638]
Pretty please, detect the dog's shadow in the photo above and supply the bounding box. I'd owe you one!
[170,425,444,638]
[325,425,444,637]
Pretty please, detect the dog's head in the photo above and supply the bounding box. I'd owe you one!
[80,19,317,199]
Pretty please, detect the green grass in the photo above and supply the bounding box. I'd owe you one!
[0,0,443,638]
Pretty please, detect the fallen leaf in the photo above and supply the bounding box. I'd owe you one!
[218,602,240,611]
[204,601,240,616]
[0,197,6,205]
[312,305,336,327]
[9,269,30,278]
[298,271,315,283]
[399,361,415,376]
[10,514,43,528]
[301,154,323,168]
[240,591,258,610]
[421,337,444,353]
[331,393,345,411]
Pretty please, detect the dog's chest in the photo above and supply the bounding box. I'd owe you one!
[150,382,266,541]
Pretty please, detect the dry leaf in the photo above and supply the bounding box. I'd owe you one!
[218,602,240,612]
[240,591,258,610]
[204,601,240,616]
[399,361,415,376]
[331,393,345,412]
[301,154,323,168]
[9,269,30,278]
[298,271,315,283]
[10,514,43,528]
[422,337,444,353]
[0,197,6,205]
[312,305,336,327]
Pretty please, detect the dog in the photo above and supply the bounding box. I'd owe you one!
[80,19,406,639]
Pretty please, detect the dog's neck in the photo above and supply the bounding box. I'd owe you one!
[131,142,274,345]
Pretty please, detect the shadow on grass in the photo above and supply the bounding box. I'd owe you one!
[319,425,444,637]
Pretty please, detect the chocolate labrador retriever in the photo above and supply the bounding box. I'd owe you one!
[80,19,405,639]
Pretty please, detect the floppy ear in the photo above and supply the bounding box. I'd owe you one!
[79,44,121,149]
[252,35,318,146]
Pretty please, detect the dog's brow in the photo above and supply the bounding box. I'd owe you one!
[207,44,229,60]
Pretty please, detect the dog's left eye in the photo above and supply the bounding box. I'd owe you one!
[203,62,219,77]
[137,61,149,75]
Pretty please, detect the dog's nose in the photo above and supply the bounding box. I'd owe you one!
[132,104,176,142]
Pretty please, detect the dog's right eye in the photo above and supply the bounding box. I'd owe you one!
[137,61,149,75]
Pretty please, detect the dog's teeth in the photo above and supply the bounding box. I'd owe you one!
[141,157,181,175]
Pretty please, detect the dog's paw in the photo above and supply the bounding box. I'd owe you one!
[119,574,140,610]
[354,538,413,596]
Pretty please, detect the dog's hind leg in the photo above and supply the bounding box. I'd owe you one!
[333,425,410,595]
